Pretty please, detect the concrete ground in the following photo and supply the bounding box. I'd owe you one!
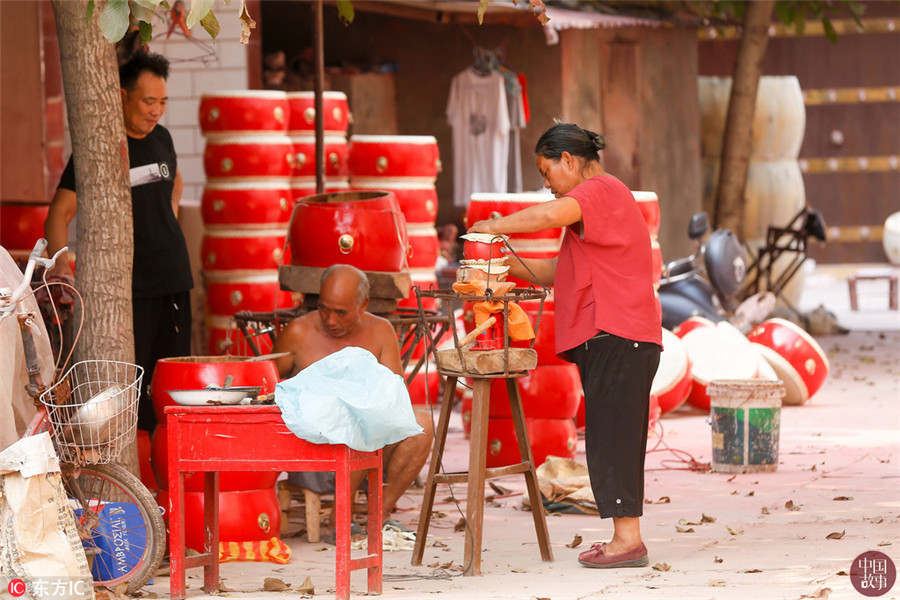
[145,263,900,600]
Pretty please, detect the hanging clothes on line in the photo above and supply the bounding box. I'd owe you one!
[447,47,531,206]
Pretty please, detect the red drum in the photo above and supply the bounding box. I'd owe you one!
[466,193,563,240]
[289,191,409,272]
[400,268,439,311]
[207,315,277,357]
[512,303,562,365]
[488,364,581,419]
[407,225,440,270]
[150,355,279,424]
[405,364,441,406]
[348,135,440,180]
[151,424,278,492]
[651,328,693,415]
[503,238,560,260]
[201,180,292,227]
[204,270,296,314]
[350,180,438,225]
[672,316,717,338]
[201,229,287,271]
[678,321,760,410]
[286,91,349,135]
[486,417,577,468]
[199,91,288,135]
[632,191,660,239]
[204,135,294,179]
[460,388,474,437]
[648,394,661,429]
[0,202,49,254]
[156,488,281,550]
[289,135,349,178]
[650,239,662,285]
[290,177,349,202]
[746,318,830,405]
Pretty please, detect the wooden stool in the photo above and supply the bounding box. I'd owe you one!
[848,269,899,311]
[411,373,554,575]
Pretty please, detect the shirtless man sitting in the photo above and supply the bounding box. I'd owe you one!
[272,264,434,526]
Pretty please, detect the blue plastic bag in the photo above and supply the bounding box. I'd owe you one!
[275,347,423,451]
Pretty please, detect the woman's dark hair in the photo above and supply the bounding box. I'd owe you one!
[119,51,170,92]
[534,122,606,162]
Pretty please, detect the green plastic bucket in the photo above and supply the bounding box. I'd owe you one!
[709,379,785,473]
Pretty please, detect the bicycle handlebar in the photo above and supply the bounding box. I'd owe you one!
[0,238,68,319]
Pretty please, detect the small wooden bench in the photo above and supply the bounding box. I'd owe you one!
[848,269,898,311]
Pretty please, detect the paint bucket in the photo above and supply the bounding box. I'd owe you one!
[709,379,785,473]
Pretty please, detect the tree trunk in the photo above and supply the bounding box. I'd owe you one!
[53,0,139,475]
[713,0,775,236]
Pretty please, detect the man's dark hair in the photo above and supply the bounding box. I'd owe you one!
[119,51,170,91]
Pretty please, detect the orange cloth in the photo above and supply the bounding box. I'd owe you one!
[472,300,535,341]
[452,280,515,297]
[219,537,291,564]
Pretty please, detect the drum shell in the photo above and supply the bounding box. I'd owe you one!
[400,268,438,311]
[288,191,409,272]
[405,365,441,406]
[156,488,281,550]
[199,91,288,135]
[632,191,660,239]
[204,136,294,179]
[201,229,288,271]
[207,315,277,357]
[290,135,349,178]
[150,355,279,424]
[0,202,49,253]
[650,239,662,285]
[651,328,693,415]
[286,91,349,135]
[348,135,440,179]
[151,424,278,492]
[488,364,581,419]
[204,270,296,314]
[466,193,563,240]
[746,318,830,405]
[511,304,563,365]
[350,180,438,225]
[486,417,577,468]
[290,177,350,202]
[201,181,292,226]
[407,225,440,270]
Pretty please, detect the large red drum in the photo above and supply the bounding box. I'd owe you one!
[486,417,577,468]
[466,193,563,240]
[201,229,288,271]
[204,135,294,179]
[201,180,292,226]
[290,135,349,178]
[348,135,440,180]
[651,328,693,415]
[151,424,278,492]
[207,315,277,357]
[350,180,438,225]
[513,301,562,365]
[199,90,288,135]
[488,364,581,419]
[157,488,281,550]
[746,318,830,405]
[150,355,279,424]
[678,320,760,410]
[650,239,663,285]
[290,177,350,202]
[406,224,440,270]
[289,191,409,272]
[286,91,349,135]
[400,268,439,311]
[0,202,50,255]
[204,270,296,315]
[405,364,441,406]
[632,191,660,239]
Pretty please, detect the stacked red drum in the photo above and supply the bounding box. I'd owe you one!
[0,202,51,264]
[632,191,663,313]
[348,135,441,310]
[200,91,312,354]
[286,91,350,201]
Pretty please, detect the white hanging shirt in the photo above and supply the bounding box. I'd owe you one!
[446,68,510,209]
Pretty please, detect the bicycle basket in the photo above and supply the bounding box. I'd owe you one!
[39,360,143,465]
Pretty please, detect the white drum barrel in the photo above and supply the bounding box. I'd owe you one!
[286,91,349,136]
[747,318,830,405]
[203,135,294,179]
[199,90,288,135]
[348,135,440,180]
[201,180,292,227]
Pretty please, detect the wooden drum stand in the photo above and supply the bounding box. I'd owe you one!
[410,288,554,575]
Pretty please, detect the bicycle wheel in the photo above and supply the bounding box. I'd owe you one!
[66,463,165,593]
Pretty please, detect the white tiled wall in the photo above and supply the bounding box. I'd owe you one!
[150,1,250,203]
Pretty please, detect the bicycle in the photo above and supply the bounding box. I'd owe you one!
[1,239,165,594]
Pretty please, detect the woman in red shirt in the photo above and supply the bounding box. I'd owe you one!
[468,122,661,569]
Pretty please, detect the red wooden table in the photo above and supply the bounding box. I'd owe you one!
[164,405,382,599]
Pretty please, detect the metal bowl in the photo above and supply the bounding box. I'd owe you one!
[62,384,130,447]
[167,386,262,406]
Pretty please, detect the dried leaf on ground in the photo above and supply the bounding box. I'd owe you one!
[217,581,234,592]
[653,562,671,571]
[727,475,737,482]
[454,518,467,532]
[743,569,762,573]
[709,579,727,587]
[726,526,744,535]
[746,491,755,497]
[566,534,583,548]
[314,546,328,552]
[832,496,853,501]
[428,561,440,568]
[826,530,845,540]
[800,587,832,598]
[878,541,893,546]
[701,514,716,523]
[714,556,724,563]
[490,481,513,495]
[676,525,695,533]
[785,500,801,511]
[836,570,849,576]
[263,577,290,591]
[679,517,702,526]
[761,506,770,514]
[432,539,447,548]
[440,561,456,570]
[297,576,314,594]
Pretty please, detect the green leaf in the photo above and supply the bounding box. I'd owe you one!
[139,19,153,44]
[822,16,838,43]
[86,0,94,25]
[98,0,131,43]
[200,10,220,40]
[186,0,216,30]
[132,0,163,10]
[478,0,489,24]
[131,1,156,24]
[336,0,355,25]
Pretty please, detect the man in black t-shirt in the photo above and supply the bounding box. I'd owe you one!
[45,51,193,433]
